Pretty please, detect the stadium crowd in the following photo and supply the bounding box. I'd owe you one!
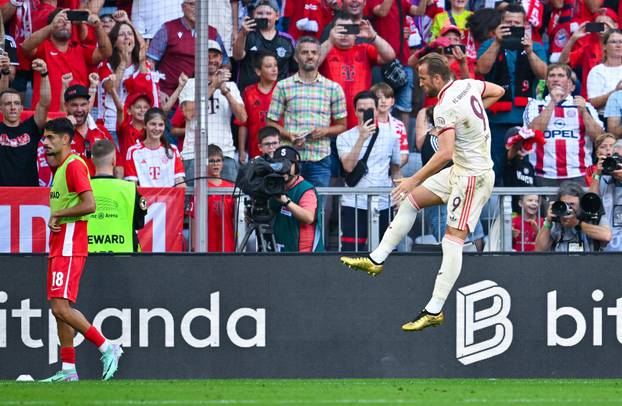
[1,0,622,253]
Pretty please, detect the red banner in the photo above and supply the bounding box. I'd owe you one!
[0,187,184,253]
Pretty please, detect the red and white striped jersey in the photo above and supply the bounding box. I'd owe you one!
[124,141,185,187]
[524,95,602,179]
[378,115,409,156]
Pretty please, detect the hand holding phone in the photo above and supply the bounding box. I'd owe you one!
[585,22,605,33]
[66,10,89,22]
[338,24,360,35]
[254,18,269,30]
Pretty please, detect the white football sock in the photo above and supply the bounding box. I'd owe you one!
[370,197,419,264]
[62,362,75,371]
[98,340,110,354]
[425,235,464,314]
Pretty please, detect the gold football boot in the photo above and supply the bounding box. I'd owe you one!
[340,256,383,276]
[401,311,445,331]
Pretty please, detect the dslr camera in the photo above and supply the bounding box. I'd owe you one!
[551,193,603,224]
[602,153,622,175]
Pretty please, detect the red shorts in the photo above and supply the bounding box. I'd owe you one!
[47,256,87,303]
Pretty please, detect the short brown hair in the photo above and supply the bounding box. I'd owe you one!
[208,144,224,159]
[370,82,394,99]
[595,133,616,150]
[92,139,116,167]
[418,53,451,82]
[546,63,573,81]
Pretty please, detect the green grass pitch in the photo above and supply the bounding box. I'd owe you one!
[2,379,622,405]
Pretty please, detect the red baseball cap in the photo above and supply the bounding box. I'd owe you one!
[439,24,463,38]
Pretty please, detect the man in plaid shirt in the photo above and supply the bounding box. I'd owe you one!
[267,36,347,188]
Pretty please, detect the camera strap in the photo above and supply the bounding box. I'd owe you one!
[360,130,379,165]
[447,10,457,26]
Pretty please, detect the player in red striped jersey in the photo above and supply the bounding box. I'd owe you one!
[342,53,505,331]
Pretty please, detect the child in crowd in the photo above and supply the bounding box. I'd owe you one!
[512,194,543,252]
[370,82,410,168]
[207,144,237,252]
[124,108,185,187]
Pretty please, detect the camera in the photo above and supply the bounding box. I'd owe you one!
[236,156,292,223]
[602,153,622,175]
[579,192,604,223]
[551,200,572,220]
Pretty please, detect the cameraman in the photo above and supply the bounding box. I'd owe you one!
[269,146,324,252]
[535,181,611,252]
[588,139,622,251]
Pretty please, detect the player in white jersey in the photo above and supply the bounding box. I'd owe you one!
[341,53,505,331]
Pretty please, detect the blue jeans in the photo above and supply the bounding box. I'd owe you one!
[394,67,414,113]
[300,156,332,188]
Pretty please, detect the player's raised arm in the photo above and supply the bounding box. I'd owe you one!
[481,81,505,109]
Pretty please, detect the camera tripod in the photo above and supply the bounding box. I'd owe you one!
[237,221,278,252]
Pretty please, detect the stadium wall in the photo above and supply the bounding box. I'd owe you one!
[1,253,621,379]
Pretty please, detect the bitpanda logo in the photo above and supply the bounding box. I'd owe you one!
[455,280,513,365]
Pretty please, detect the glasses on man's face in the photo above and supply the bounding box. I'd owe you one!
[608,40,622,45]
[208,159,223,165]
[261,141,279,148]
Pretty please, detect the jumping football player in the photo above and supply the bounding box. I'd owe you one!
[41,118,122,382]
[341,53,505,331]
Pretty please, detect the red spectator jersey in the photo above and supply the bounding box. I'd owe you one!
[170,108,186,152]
[284,0,335,40]
[48,155,92,258]
[512,216,543,252]
[71,119,120,176]
[367,0,412,65]
[125,142,185,187]
[32,39,97,112]
[208,179,236,252]
[234,82,278,159]
[569,34,603,98]
[117,120,144,165]
[320,44,378,129]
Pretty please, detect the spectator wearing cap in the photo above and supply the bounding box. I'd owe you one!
[233,0,297,91]
[147,0,202,101]
[269,145,324,252]
[63,84,122,177]
[559,8,618,99]
[587,29,622,116]
[524,63,603,187]
[476,3,547,185]
[235,51,281,165]
[409,25,474,82]
[22,8,112,112]
[108,71,188,166]
[208,41,247,182]
[319,11,395,129]
[267,36,347,188]
[0,59,50,186]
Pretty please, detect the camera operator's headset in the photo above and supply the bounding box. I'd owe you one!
[273,146,302,175]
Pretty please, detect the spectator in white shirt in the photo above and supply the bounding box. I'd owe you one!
[208,40,247,181]
[337,90,401,251]
[587,29,622,115]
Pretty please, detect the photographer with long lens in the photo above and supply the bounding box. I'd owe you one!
[536,181,611,252]
[588,138,622,251]
[269,146,323,252]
